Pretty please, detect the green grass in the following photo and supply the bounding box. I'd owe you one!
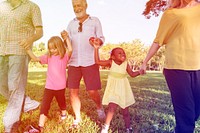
[1,70,200,133]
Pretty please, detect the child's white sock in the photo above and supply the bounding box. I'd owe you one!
[101,124,109,133]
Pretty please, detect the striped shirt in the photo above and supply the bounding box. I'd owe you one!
[0,0,43,55]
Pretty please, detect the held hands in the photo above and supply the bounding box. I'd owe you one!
[139,63,147,75]
[61,30,69,41]
[89,37,103,48]
[19,38,34,50]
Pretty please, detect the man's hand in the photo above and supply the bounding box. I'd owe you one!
[19,38,34,50]
[61,30,69,40]
[90,37,103,47]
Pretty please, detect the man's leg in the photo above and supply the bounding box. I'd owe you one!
[82,64,105,119]
[3,55,27,132]
[23,56,40,113]
[70,89,81,121]
[88,90,103,110]
[67,66,82,123]
[0,56,9,99]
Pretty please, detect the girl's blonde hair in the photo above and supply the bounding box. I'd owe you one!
[47,36,66,59]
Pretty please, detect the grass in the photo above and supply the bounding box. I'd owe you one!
[1,70,200,133]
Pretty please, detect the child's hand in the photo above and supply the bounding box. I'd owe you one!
[94,38,103,46]
[89,37,95,46]
[139,64,147,75]
[61,30,69,40]
[90,37,103,48]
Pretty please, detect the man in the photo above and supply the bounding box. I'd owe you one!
[0,0,43,132]
[61,0,105,127]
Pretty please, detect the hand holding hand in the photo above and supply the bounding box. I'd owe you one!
[61,30,69,40]
[89,37,103,47]
[19,38,33,50]
[139,63,147,75]
[89,37,95,46]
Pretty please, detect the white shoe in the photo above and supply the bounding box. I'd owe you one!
[101,128,108,133]
[126,127,133,133]
[24,97,40,112]
[101,124,109,133]
[69,118,82,129]
[61,114,67,120]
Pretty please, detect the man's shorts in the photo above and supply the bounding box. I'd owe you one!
[67,64,101,90]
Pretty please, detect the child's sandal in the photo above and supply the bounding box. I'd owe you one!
[69,119,81,129]
[58,114,67,123]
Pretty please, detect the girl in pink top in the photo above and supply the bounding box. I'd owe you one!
[24,36,72,133]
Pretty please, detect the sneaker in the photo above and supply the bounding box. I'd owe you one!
[61,114,67,120]
[59,114,67,123]
[97,108,106,120]
[126,127,133,133]
[101,124,109,133]
[24,97,40,112]
[69,119,81,129]
[24,125,41,133]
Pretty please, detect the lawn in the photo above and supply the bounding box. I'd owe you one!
[1,70,200,133]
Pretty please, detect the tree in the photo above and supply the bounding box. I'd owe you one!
[99,39,150,70]
[29,43,47,68]
[148,46,165,70]
[38,42,46,51]
[143,0,167,19]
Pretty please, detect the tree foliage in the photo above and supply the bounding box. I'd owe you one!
[99,39,165,71]
[29,40,165,71]
[143,0,167,19]
[29,43,47,68]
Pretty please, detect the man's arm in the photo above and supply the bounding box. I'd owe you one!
[19,26,43,50]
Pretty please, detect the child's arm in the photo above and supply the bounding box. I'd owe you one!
[61,30,72,58]
[94,46,111,67]
[126,64,140,77]
[64,37,72,58]
[26,49,40,62]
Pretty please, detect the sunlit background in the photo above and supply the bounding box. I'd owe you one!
[0,0,162,45]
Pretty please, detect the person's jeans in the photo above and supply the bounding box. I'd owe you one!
[0,55,39,132]
[164,69,200,133]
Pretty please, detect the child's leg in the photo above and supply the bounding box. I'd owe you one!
[121,107,131,128]
[23,89,53,133]
[39,89,54,127]
[38,114,47,128]
[105,103,118,125]
[101,103,118,133]
[55,89,67,119]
